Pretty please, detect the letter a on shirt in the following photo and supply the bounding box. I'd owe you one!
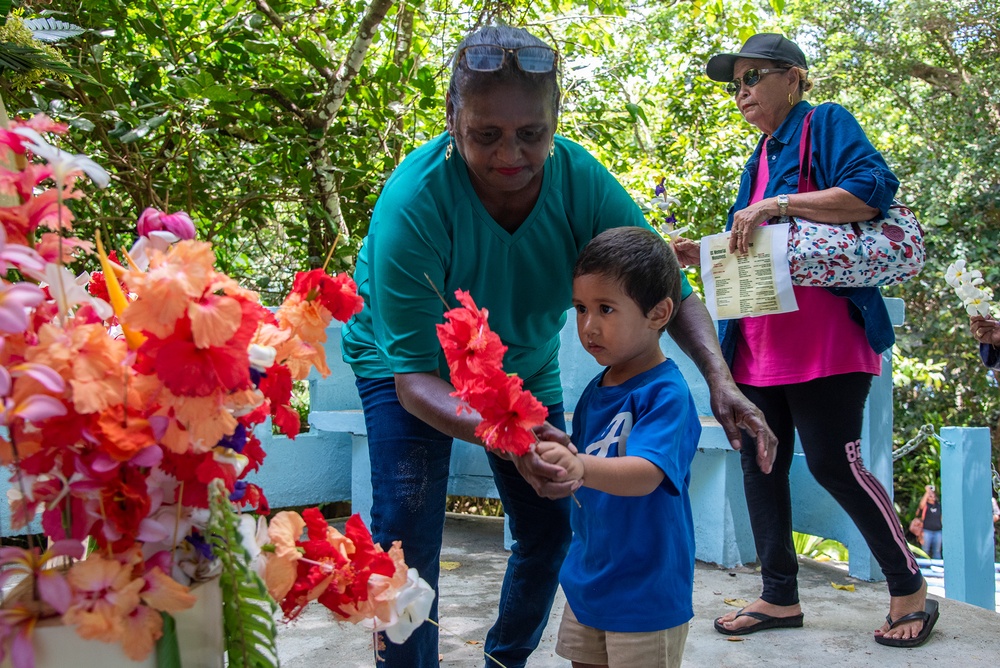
[584,411,633,458]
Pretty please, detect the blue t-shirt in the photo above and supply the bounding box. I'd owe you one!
[562,359,701,632]
[341,132,692,406]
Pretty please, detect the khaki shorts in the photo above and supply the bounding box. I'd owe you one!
[555,602,689,668]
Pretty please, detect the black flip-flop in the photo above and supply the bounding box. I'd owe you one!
[874,599,939,648]
[714,609,805,636]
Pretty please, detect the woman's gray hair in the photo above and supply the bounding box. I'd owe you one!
[447,25,560,117]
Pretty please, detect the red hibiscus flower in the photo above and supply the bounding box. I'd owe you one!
[436,290,507,383]
[473,373,548,456]
[290,269,364,323]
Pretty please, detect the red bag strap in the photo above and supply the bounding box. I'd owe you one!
[797,108,817,193]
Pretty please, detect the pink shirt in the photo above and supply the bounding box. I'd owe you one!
[731,140,881,386]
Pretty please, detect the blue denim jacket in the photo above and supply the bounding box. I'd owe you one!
[982,343,1000,369]
[718,102,899,366]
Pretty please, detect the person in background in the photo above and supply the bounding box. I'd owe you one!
[970,314,1000,369]
[917,485,942,560]
[537,227,700,668]
[674,33,937,648]
[340,25,776,668]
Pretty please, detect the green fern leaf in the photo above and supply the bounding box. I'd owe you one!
[207,481,281,668]
[21,18,85,42]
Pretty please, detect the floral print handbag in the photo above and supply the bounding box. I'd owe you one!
[784,108,926,288]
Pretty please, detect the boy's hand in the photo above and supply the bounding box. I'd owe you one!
[536,440,584,483]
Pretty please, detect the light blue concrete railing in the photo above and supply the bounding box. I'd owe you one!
[939,427,997,611]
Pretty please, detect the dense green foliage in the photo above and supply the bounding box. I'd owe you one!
[2,0,997,528]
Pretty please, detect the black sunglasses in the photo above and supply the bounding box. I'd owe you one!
[725,68,789,96]
[459,44,558,73]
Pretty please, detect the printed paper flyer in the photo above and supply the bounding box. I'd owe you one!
[700,223,798,320]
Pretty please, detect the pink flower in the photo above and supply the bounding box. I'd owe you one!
[136,207,196,240]
[0,282,45,333]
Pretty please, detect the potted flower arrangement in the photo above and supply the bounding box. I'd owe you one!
[0,114,432,667]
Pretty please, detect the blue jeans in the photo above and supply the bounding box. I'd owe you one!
[922,530,942,559]
[356,376,572,668]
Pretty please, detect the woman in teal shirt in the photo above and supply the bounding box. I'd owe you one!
[341,25,775,668]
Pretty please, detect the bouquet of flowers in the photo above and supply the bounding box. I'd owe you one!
[0,115,432,667]
[945,259,993,317]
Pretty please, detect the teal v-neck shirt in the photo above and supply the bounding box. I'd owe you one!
[342,133,692,406]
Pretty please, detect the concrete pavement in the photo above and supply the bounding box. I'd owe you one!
[277,513,1000,667]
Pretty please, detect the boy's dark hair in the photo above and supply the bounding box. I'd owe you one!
[574,227,682,331]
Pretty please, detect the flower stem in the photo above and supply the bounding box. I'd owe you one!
[424,273,451,309]
[321,234,340,273]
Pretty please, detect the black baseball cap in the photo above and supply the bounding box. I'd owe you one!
[706,33,807,82]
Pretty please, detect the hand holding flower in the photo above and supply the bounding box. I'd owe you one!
[512,447,582,500]
[536,440,584,484]
[970,315,1000,347]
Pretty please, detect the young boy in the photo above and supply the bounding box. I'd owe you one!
[537,227,702,668]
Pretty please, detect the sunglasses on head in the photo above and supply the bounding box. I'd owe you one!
[725,68,789,96]
[459,44,558,73]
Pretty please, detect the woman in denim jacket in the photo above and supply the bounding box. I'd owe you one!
[674,33,937,648]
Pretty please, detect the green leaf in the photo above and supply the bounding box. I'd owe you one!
[0,42,97,83]
[297,39,333,72]
[0,1,11,25]
[155,612,183,668]
[68,117,96,132]
[107,121,133,139]
[203,84,239,102]
[624,102,648,125]
[243,40,274,55]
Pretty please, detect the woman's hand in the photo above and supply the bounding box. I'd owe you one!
[970,315,1000,346]
[729,198,777,255]
[513,446,583,499]
[710,380,778,474]
[672,237,701,267]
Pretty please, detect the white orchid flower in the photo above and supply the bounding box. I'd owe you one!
[651,194,680,212]
[965,295,992,317]
[956,282,984,302]
[660,224,690,241]
[237,514,270,580]
[248,344,277,372]
[944,260,967,288]
[38,263,114,321]
[12,127,110,189]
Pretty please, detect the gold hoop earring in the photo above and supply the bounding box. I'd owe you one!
[445,137,454,161]
[788,93,795,107]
